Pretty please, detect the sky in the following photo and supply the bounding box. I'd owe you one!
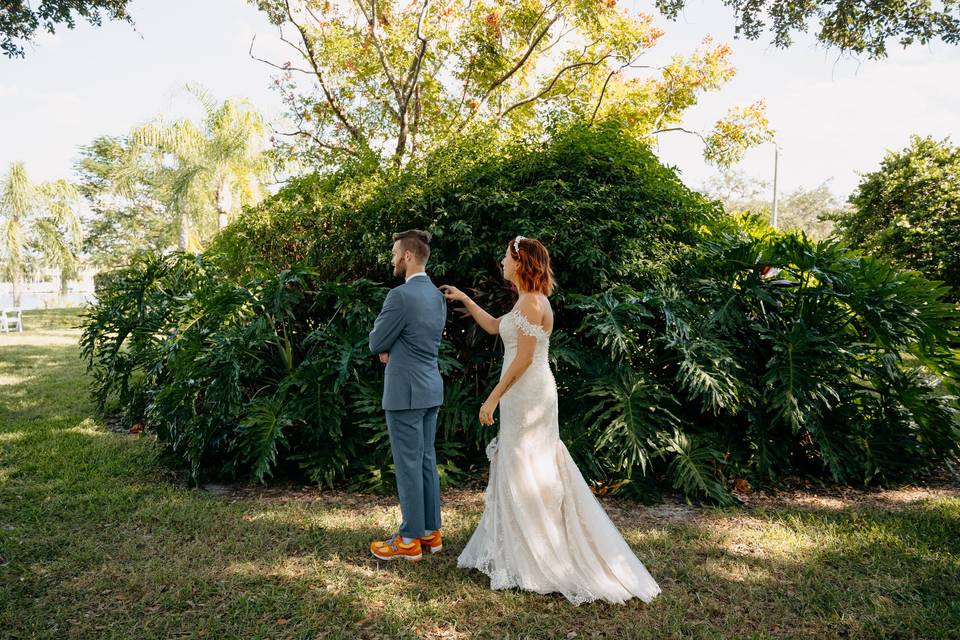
[2,0,959,204]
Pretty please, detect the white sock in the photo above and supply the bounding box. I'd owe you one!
[423,529,434,536]
[401,536,414,544]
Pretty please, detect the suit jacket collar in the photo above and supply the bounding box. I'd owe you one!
[405,272,430,284]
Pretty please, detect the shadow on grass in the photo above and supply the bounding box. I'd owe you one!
[702,503,960,635]
[2,319,960,638]
[0,340,93,428]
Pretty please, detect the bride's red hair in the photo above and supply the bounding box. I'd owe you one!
[509,237,555,296]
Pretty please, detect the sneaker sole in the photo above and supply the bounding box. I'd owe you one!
[371,550,423,562]
[424,543,442,554]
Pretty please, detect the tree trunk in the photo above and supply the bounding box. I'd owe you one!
[59,265,69,298]
[11,271,22,309]
[216,180,232,230]
[394,117,408,167]
[179,213,190,251]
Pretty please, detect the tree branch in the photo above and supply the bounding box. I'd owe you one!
[393,0,431,161]
[649,126,707,145]
[283,0,364,144]
[538,23,578,57]
[278,24,310,61]
[248,35,314,75]
[447,65,475,132]
[410,83,422,156]
[589,56,656,126]
[499,52,613,119]
[400,0,431,102]
[270,123,358,156]
[650,69,677,134]
[459,11,561,131]
[523,0,564,47]
[589,67,619,126]
[354,0,404,107]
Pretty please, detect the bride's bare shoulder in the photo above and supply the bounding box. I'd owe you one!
[515,294,553,333]
[540,295,555,332]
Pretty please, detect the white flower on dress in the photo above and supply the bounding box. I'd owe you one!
[485,436,499,462]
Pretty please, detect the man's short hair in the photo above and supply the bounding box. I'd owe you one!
[393,229,432,263]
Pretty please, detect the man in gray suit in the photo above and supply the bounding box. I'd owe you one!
[368,229,447,562]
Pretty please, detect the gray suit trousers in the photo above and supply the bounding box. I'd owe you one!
[386,405,442,539]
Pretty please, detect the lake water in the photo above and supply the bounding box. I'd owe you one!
[0,292,97,311]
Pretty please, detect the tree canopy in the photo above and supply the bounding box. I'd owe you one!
[1,0,133,58]
[249,0,772,169]
[703,168,844,240]
[833,134,960,300]
[655,0,960,60]
[0,161,82,304]
[78,87,274,260]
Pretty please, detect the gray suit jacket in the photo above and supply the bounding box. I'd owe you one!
[369,274,447,411]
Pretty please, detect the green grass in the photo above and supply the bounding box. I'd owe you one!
[1,309,959,639]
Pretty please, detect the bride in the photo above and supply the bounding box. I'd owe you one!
[439,236,661,606]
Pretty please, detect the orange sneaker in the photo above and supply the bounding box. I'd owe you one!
[419,530,442,554]
[370,534,422,562]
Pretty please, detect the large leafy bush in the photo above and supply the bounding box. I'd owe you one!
[832,134,960,302]
[82,123,960,503]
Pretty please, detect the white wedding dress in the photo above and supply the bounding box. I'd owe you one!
[457,307,662,605]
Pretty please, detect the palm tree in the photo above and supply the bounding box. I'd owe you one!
[0,163,83,306]
[129,86,271,250]
[35,180,83,297]
[0,162,32,307]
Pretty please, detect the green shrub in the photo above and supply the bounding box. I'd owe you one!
[82,123,960,503]
[832,134,960,302]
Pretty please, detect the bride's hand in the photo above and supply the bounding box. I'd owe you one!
[479,397,497,425]
[439,284,469,304]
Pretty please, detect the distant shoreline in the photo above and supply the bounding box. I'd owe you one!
[0,291,96,311]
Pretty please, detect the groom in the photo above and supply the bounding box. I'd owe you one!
[368,229,446,561]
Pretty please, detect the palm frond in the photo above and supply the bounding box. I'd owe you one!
[583,367,680,475]
[235,396,291,484]
[664,430,736,506]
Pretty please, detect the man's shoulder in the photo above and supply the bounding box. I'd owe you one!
[388,278,436,298]
[403,276,441,291]
[384,284,408,305]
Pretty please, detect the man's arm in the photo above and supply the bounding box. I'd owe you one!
[369,287,405,354]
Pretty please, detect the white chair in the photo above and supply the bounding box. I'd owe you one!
[1,308,23,333]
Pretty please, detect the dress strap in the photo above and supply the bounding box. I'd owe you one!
[510,308,550,340]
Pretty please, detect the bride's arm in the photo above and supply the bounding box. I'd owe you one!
[478,298,541,425]
[439,285,501,335]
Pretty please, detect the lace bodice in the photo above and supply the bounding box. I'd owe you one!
[498,308,551,369]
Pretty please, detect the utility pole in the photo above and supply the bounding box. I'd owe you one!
[771,142,780,229]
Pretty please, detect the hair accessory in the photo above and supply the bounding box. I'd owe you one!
[513,235,526,253]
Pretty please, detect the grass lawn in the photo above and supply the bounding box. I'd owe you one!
[1,309,959,639]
